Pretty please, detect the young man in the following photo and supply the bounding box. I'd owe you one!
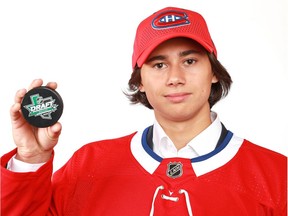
[1,6,287,216]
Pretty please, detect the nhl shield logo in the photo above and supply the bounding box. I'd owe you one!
[166,162,183,178]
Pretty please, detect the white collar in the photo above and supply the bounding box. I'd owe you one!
[130,113,244,176]
[153,111,222,159]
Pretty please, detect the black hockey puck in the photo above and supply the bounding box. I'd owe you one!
[21,86,64,128]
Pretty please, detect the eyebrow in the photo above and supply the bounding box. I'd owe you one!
[146,49,202,63]
[180,49,202,57]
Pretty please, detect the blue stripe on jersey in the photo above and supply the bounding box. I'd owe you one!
[141,126,234,163]
[191,131,233,163]
[142,126,163,162]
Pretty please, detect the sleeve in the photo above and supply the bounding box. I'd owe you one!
[1,149,53,216]
[7,154,45,172]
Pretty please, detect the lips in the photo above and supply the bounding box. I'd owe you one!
[164,92,191,103]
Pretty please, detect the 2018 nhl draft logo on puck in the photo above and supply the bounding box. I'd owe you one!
[21,86,64,128]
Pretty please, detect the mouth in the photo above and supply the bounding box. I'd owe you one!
[164,92,191,103]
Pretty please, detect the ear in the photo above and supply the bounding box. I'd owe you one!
[212,75,218,84]
[139,84,145,92]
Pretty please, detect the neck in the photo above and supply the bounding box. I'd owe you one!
[155,111,212,150]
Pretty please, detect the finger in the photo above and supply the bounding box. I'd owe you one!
[46,81,58,90]
[14,88,27,104]
[10,102,21,121]
[46,122,62,141]
[10,103,27,128]
[14,79,44,103]
[28,78,43,91]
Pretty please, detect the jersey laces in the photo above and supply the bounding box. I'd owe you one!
[149,185,193,216]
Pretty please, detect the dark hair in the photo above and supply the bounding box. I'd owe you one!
[124,52,232,109]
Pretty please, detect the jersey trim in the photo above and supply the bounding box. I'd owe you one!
[130,127,161,174]
[191,130,233,162]
[131,126,244,176]
[142,126,163,162]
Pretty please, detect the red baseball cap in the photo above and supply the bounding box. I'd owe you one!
[132,7,217,68]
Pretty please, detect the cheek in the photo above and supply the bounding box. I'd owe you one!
[140,74,161,94]
[195,79,213,96]
[201,86,212,95]
[141,83,160,103]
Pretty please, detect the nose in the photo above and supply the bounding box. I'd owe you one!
[166,66,185,86]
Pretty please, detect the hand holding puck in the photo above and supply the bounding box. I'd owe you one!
[21,86,64,128]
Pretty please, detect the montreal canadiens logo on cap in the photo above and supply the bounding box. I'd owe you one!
[152,10,190,29]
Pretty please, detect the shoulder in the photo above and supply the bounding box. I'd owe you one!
[228,138,287,210]
[241,139,287,163]
[237,139,287,180]
[55,132,138,175]
[75,132,137,156]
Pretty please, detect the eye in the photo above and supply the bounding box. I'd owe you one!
[185,58,196,65]
[153,62,165,69]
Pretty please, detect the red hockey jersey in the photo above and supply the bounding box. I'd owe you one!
[1,128,287,215]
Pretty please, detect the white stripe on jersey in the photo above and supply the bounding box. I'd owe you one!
[130,127,244,176]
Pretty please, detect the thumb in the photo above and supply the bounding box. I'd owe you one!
[46,122,62,141]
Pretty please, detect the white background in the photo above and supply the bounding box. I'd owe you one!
[0,0,287,172]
